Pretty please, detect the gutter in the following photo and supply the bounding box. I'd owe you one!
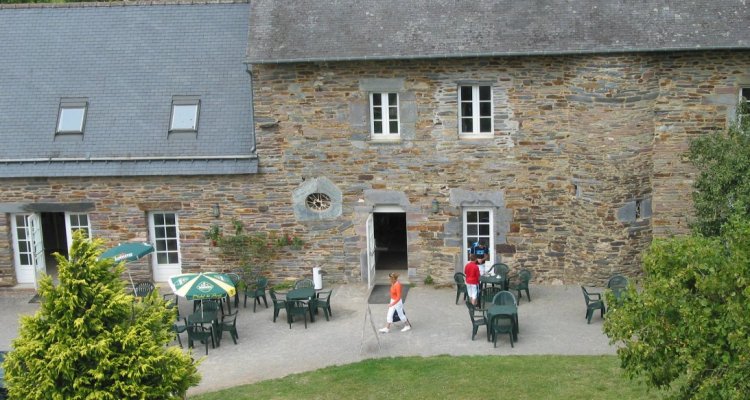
[246,45,750,65]
[0,155,258,163]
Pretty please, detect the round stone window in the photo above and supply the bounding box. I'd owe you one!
[305,192,332,212]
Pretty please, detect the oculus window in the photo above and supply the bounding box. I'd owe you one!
[169,97,200,132]
[56,99,88,134]
[306,192,332,212]
[459,85,493,136]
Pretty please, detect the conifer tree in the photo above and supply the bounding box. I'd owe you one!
[2,231,200,399]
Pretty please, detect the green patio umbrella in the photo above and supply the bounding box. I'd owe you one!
[101,242,155,293]
[100,242,155,263]
[168,272,236,301]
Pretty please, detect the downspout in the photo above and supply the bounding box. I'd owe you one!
[245,62,257,154]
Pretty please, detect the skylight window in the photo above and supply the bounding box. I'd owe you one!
[169,97,200,132]
[56,99,88,134]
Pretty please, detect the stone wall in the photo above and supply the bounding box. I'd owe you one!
[250,51,749,285]
[2,51,748,287]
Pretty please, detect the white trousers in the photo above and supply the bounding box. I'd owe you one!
[386,298,406,323]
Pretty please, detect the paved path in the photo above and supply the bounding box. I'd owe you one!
[0,284,615,396]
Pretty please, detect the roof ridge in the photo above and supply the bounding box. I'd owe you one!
[0,0,248,10]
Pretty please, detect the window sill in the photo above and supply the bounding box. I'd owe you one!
[371,137,402,144]
[459,133,494,140]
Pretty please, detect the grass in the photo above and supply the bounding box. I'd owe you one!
[191,355,665,400]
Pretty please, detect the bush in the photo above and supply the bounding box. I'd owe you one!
[688,101,750,236]
[604,216,750,399]
[2,231,200,399]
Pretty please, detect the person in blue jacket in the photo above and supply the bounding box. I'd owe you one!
[471,241,489,265]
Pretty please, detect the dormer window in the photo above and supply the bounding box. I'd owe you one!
[56,98,88,134]
[169,96,200,132]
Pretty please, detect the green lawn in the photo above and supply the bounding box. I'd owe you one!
[191,355,665,400]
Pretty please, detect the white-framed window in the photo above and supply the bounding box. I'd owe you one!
[65,212,91,249]
[459,85,493,136]
[169,96,200,132]
[149,212,181,266]
[463,208,494,265]
[64,213,91,249]
[370,92,400,139]
[56,98,88,134]
[739,88,750,123]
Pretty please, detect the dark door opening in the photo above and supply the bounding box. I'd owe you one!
[373,212,407,271]
[40,212,68,282]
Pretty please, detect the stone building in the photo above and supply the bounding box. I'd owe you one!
[245,0,750,286]
[1,1,749,289]
[0,1,257,287]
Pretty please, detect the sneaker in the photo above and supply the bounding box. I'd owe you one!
[378,327,390,333]
[401,325,411,332]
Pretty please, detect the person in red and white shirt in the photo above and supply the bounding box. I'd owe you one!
[464,254,480,305]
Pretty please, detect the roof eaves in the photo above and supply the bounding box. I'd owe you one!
[246,44,750,65]
[0,0,249,11]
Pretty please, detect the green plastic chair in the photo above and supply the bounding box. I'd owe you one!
[217,310,239,345]
[186,324,215,355]
[316,290,333,321]
[582,286,606,324]
[492,290,517,306]
[172,317,188,348]
[510,269,532,303]
[294,278,314,289]
[133,281,155,299]
[226,272,242,308]
[489,314,514,348]
[244,277,269,312]
[489,263,510,289]
[607,274,629,303]
[454,272,468,304]
[269,289,287,323]
[286,300,309,329]
[465,300,488,341]
[163,293,180,318]
[480,286,501,309]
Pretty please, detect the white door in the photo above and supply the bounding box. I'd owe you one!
[366,213,375,289]
[149,212,181,282]
[11,213,46,286]
[64,212,92,249]
[463,208,494,265]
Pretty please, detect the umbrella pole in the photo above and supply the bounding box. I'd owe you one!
[128,271,136,294]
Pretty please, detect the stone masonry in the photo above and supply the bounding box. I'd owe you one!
[2,50,748,287]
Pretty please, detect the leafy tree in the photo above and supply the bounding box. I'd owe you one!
[688,101,750,236]
[2,231,200,399]
[604,216,750,400]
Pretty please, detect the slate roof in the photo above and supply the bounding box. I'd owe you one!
[247,0,750,64]
[0,1,256,177]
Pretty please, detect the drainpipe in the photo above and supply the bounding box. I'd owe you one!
[245,62,258,154]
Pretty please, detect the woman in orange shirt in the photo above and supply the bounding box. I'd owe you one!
[379,272,412,333]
